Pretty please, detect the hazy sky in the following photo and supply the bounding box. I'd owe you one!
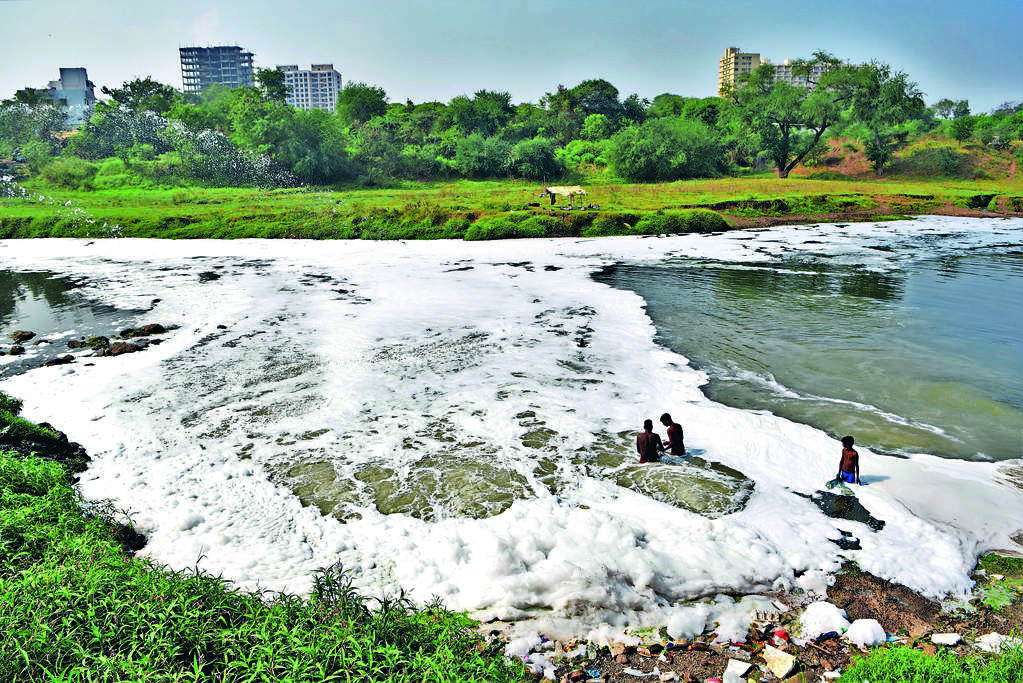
[1,0,1021,111]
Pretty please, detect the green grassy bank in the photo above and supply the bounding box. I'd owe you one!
[839,644,1023,683]
[0,392,521,682]
[2,175,1022,241]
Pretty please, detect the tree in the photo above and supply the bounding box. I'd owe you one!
[732,51,855,178]
[950,115,976,146]
[507,137,562,179]
[580,113,612,140]
[452,134,509,177]
[448,90,513,137]
[255,68,289,103]
[336,82,388,125]
[608,117,723,181]
[100,78,177,114]
[848,63,924,174]
[647,94,688,118]
[570,79,623,121]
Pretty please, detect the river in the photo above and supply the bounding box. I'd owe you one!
[2,216,1022,640]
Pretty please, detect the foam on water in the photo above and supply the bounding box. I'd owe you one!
[2,216,1022,640]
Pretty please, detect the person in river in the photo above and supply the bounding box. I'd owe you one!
[660,413,686,456]
[837,435,861,485]
[636,419,666,463]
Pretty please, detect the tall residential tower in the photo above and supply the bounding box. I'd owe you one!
[179,45,255,93]
[276,64,343,112]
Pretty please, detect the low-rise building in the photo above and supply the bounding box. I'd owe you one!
[276,64,343,112]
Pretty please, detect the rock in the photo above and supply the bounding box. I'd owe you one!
[762,645,796,679]
[87,336,110,349]
[198,271,221,282]
[8,345,25,356]
[43,355,74,367]
[975,632,1021,653]
[96,341,143,357]
[121,323,167,338]
[11,330,34,343]
[32,339,49,345]
[931,633,961,646]
[614,654,628,665]
[216,324,228,329]
[846,619,886,648]
[567,670,587,683]
[723,659,753,683]
[611,643,627,656]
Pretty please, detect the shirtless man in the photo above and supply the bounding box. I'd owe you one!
[660,413,685,456]
[837,435,861,485]
[636,419,665,463]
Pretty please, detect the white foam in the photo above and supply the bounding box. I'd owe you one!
[1,217,1022,640]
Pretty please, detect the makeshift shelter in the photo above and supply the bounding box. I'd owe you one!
[544,185,587,206]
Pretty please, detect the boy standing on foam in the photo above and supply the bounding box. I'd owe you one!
[636,419,665,463]
[838,435,860,485]
[660,413,686,456]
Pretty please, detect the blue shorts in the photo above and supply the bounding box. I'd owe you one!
[839,471,856,483]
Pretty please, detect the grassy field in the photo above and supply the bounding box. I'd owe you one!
[839,644,1023,683]
[2,172,1022,240]
[0,391,523,682]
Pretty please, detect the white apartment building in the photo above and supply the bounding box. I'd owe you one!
[277,64,342,112]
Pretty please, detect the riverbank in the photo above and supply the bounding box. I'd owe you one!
[2,176,1022,240]
[0,389,523,682]
[4,389,1023,683]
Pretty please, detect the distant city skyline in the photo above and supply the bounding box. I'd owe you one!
[1,0,1021,112]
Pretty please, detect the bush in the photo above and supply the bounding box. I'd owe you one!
[507,137,563,180]
[452,134,511,178]
[0,391,23,415]
[39,157,99,190]
[632,209,727,234]
[464,214,545,240]
[608,117,724,181]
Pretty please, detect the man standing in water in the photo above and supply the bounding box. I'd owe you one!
[636,419,666,463]
[660,413,686,456]
[837,435,861,485]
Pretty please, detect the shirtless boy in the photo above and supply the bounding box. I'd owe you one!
[636,419,666,463]
[660,413,685,456]
[837,435,860,485]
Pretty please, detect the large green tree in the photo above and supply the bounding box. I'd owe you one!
[255,68,289,104]
[732,52,856,178]
[848,63,924,174]
[100,78,177,114]
[336,82,388,125]
[608,117,723,181]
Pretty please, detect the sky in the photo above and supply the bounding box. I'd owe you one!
[1,0,1021,112]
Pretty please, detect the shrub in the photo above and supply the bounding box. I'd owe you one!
[452,134,510,178]
[632,209,726,234]
[39,157,99,190]
[608,117,724,181]
[464,214,545,240]
[507,137,563,180]
[441,216,471,239]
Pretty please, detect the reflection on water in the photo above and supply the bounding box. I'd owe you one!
[0,270,146,376]
[595,251,1023,461]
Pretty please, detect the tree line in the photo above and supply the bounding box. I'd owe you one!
[2,54,1022,189]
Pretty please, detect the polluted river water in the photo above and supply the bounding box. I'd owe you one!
[1,216,1022,642]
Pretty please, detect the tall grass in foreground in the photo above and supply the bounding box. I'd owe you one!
[839,644,1023,682]
[0,451,521,682]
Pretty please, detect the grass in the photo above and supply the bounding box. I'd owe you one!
[974,554,1023,611]
[839,644,1023,682]
[0,392,523,682]
[2,172,1022,240]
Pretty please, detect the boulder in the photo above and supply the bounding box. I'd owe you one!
[11,330,34,343]
[931,633,961,646]
[137,323,166,336]
[8,345,25,356]
[43,355,74,367]
[99,342,143,357]
[87,336,110,349]
[32,339,49,345]
[67,339,84,349]
[762,645,796,679]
